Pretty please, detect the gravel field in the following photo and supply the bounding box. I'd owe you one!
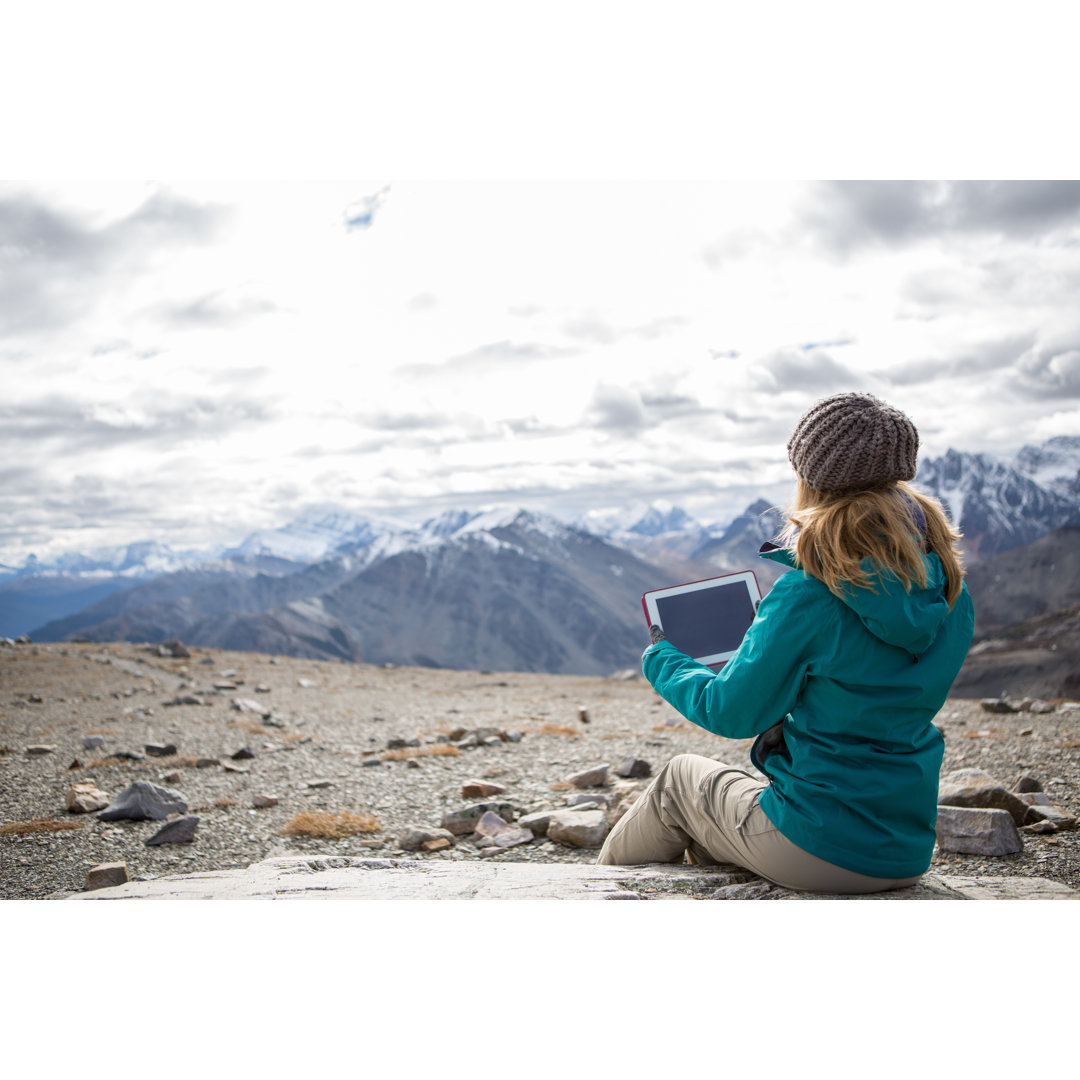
[2,640,1078,899]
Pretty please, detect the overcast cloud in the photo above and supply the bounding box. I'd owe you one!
[3,180,1079,565]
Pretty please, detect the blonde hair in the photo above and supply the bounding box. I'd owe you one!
[778,479,966,609]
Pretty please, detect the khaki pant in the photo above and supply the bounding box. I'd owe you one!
[597,753,922,894]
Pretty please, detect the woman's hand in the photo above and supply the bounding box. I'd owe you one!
[649,624,667,645]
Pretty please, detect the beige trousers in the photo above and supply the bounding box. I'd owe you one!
[597,753,923,894]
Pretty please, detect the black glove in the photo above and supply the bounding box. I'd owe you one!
[649,624,667,645]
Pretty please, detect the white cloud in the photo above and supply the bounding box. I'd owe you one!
[4,180,1080,564]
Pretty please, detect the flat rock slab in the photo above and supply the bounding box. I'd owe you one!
[67,857,1080,901]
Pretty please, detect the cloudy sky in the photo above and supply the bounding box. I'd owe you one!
[3,179,1080,566]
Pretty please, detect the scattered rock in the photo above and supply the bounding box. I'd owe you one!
[196,757,220,768]
[422,838,452,851]
[462,779,507,798]
[81,735,106,750]
[615,757,652,779]
[387,737,421,750]
[297,678,316,688]
[441,802,517,835]
[254,684,272,693]
[566,764,609,789]
[306,779,334,789]
[398,825,456,851]
[474,811,514,838]
[980,698,1018,714]
[15,634,32,645]
[547,809,610,848]
[110,750,145,761]
[938,768,1031,826]
[158,640,191,658]
[518,809,555,836]
[231,747,256,760]
[232,698,271,716]
[578,706,590,723]
[1023,804,1078,829]
[1017,698,1055,714]
[98,781,188,822]
[1017,792,1052,806]
[65,782,111,814]
[85,862,129,891]
[1013,774,1043,793]
[25,745,56,756]
[935,806,1024,855]
[145,816,200,845]
[492,827,534,848]
[505,730,523,743]
[252,793,279,809]
[220,761,246,773]
[145,743,177,757]
[361,758,382,767]
[162,771,183,785]
[565,792,610,808]
[1021,820,1059,834]
[164,694,205,707]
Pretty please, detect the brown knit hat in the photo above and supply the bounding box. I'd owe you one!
[787,392,919,494]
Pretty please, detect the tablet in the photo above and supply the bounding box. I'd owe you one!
[642,570,762,668]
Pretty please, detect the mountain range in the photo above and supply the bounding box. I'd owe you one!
[4,437,1078,682]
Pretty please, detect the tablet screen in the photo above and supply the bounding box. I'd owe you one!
[642,571,761,667]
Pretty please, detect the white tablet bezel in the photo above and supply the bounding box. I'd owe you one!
[642,570,762,667]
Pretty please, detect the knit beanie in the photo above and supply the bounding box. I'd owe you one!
[787,392,919,494]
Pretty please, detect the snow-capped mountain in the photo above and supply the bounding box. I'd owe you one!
[225,506,406,563]
[1013,435,1080,498]
[915,448,1078,558]
[34,506,670,675]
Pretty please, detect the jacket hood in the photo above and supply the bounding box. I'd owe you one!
[759,543,951,655]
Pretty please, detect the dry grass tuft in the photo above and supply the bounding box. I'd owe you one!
[158,755,202,767]
[383,745,460,760]
[1057,738,1080,749]
[232,718,270,734]
[549,780,574,791]
[85,728,120,736]
[284,733,310,742]
[213,798,240,808]
[653,723,692,732]
[282,811,383,838]
[534,723,580,738]
[0,817,84,835]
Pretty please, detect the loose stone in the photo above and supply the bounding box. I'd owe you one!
[65,782,111,814]
[980,698,1018,714]
[145,743,177,757]
[462,779,507,798]
[616,757,652,779]
[441,802,517,835]
[398,825,456,851]
[252,794,279,808]
[85,862,129,891]
[935,805,1024,855]
[231,747,256,760]
[145,816,200,845]
[98,781,188,821]
[196,757,220,768]
[1013,775,1043,793]
[547,809,610,847]
[26,745,56,756]
[566,764,609,789]
[81,735,106,750]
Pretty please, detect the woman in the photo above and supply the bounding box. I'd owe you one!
[598,392,975,893]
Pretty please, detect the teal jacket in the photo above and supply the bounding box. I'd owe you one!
[642,545,975,878]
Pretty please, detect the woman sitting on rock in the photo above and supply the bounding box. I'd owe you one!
[598,392,975,893]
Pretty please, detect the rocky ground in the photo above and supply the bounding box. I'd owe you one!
[2,639,1078,900]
